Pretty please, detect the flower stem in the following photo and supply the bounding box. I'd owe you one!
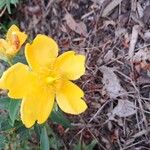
[7,57,13,66]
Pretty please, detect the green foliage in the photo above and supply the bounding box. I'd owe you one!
[0,97,30,149]
[40,126,49,150]
[74,139,98,150]
[13,49,27,64]
[46,125,64,150]
[35,124,64,150]
[0,0,19,14]
[50,105,71,128]
[0,21,18,36]
[0,135,7,149]
[0,97,10,110]
[0,97,70,149]
[0,97,20,126]
[8,100,20,126]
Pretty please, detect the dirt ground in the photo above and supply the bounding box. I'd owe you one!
[1,0,150,149]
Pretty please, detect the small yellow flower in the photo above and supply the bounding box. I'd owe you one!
[0,35,87,128]
[0,24,27,56]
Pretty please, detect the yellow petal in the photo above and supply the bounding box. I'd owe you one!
[56,80,87,114]
[54,51,85,80]
[0,39,6,48]
[6,24,20,41]
[0,39,8,53]
[0,63,34,99]
[25,34,59,72]
[21,86,55,128]
[6,24,27,55]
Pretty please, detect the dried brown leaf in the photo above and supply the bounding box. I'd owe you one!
[144,30,150,42]
[104,50,114,63]
[133,48,150,71]
[137,2,144,18]
[65,13,87,37]
[102,0,123,17]
[128,25,140,58]
[100,66,126,99]
[112,99,137,117]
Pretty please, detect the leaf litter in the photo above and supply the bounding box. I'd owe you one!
[100,66,137,118]
[64,12,88,37]
[100,66,126,99]
[111,99,137,117]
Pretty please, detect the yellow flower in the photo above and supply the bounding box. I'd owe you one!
[0,35,87,128]
[0,24,27,56]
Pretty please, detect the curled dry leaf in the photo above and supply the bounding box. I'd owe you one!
[133,48,150,72]
[112,100,137,117]
[65,13,87,37]
[100,66,126,99]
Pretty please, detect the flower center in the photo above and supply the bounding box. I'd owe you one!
[45,72,61,85]
[46,76,57,84]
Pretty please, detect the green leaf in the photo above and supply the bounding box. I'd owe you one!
[0,23,7,33]
[16,126,30,141]
[0,0,19,14]
[34,124,41,140]
[0,63,5,76]
[46,125,63,150]
[87,139,97,150]
[1,119,22,131]
[0,54,12,66]
[0,97,10,110]
[0,119,12,131]
[8,100,20,126]
[0,0,5,9]
[50,106,71,128]
[74,140,98,150]
[13,51,27,64]
[6,0,11,14]
[10,0,19,5]
[0,135,7,149]
[40,126,49,150]
[0,135,6,144]
[74,141,82,150]
[36,124,63,150]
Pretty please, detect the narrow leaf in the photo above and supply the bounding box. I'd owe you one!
[74,141,82,150]
[9,100,20,126]
[40,126,49,150]
[10,0,19,5]
[0,0,6,9]
[87,140,98,150]
[6,0,11,14]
